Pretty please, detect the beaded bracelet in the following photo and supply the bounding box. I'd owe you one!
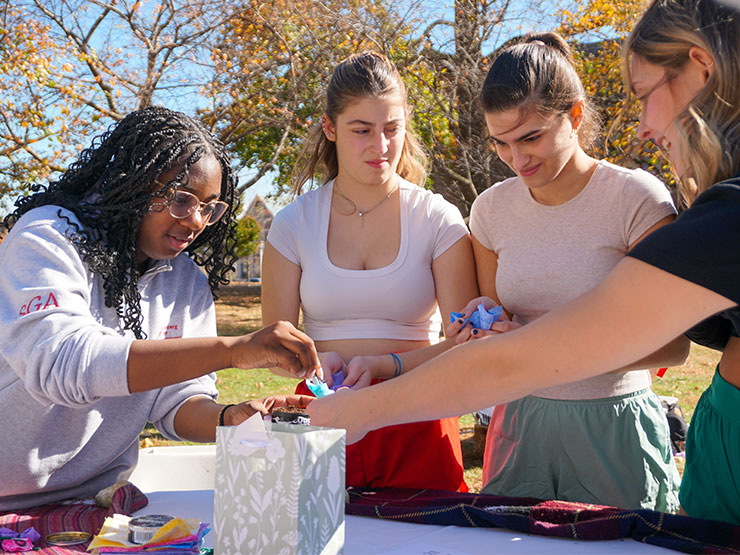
[218,404,236,427]
[389,352,403,378]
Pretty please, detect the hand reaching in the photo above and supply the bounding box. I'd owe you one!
[318,351,347,388]
[229,321,320,379]
[446,297,517,344]
[341,355,379,389]
[223,394,314,426]
[307,388,368,444]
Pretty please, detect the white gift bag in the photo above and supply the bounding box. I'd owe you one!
[214,416,346,555]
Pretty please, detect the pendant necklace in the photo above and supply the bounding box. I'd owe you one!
[333,179,398,226]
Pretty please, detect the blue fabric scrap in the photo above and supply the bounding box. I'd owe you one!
[306,375,334,398]
[450,303,503,330]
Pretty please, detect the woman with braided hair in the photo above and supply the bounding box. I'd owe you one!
[0,106,317,510]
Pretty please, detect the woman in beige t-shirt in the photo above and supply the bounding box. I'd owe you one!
[451,33,688,511]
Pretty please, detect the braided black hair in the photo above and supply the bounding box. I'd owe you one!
[2,106,240,338]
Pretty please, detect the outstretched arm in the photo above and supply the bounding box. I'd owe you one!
[173,394,313,442]
[308,257,734,443]
[127,320,320,393]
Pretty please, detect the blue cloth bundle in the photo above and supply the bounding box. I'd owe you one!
[450,303,503,330]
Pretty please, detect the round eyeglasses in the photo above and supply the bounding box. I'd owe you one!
[154,188,229,225]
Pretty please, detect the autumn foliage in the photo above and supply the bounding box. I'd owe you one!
[0,0,676,212]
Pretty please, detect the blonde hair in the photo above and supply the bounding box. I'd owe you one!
[293,51,427,193]
[623,0,740,202]
[480,32,601,151]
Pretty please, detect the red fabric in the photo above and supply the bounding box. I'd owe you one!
[298,380,468,492]
[0,483,148,554]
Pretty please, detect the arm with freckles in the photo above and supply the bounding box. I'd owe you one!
[308,257,734,443]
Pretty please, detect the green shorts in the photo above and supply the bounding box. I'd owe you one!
[481,389,680,512]
[679,367,740,524]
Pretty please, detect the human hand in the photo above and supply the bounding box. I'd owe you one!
[229,321,320,379]
[307,388,368,444]
[447,296,513,344]
[456,296,500,319]
[464,319,522,341]
[319,351,346,388]
[341,355,383,389]
[223,394,314,426]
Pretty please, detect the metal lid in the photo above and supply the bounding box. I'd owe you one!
[45,531,92,546]
[128,514,174,530]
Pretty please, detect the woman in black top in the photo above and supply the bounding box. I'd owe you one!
[309,0,740,524]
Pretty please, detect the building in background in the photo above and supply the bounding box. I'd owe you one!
[234,195,273,282]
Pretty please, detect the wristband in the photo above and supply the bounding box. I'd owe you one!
[218,404,236,427]
[389,352,403,378]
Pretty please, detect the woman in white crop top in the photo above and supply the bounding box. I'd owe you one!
[447,33,689,511]
[262,52,479,491]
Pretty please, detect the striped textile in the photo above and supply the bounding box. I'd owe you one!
[346,487,740,553]
[0,483,148,554]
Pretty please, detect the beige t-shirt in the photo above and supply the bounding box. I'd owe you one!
[470,160,676,399]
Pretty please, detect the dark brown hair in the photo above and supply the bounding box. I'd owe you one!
[480,32,601,150]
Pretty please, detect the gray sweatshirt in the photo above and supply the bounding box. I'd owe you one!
[0,205,219,510]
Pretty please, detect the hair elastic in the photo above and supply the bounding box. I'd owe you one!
[389,353,403,378]
[218,404,236,427]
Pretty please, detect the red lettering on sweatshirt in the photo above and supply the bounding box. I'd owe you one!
[158,324,182,339]
[19,292,59,317]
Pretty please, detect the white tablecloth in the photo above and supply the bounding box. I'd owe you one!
[130,445,673,554]
[135,489,672,554]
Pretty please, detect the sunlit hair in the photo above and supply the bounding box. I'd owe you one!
[623,0,740,202]
[293,51,427,192]
[2,106,239,338]
[480,32,601,151]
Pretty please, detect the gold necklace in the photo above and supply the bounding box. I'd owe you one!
[333,180,398,225]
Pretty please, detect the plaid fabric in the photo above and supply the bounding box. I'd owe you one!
[0,483,148,554]
[346,488,740,553]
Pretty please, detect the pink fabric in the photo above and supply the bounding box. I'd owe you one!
[0,483,148,554]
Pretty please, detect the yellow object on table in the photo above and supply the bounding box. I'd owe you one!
[87,513,201,552]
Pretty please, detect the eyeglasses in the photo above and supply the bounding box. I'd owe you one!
[635,72,673,107]
[152,188,228,225]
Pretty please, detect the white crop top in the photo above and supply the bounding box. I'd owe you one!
[267,177,468,341]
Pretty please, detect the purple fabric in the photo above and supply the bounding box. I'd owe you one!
[346,487,740,553]
[330,370,345,391]
[0,484,148,554]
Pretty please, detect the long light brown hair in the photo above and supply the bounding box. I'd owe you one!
[292,51,427,193]
[623,0,740,202]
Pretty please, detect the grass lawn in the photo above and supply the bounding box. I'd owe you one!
[140,284,721,493]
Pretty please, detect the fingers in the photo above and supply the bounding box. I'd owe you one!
[446,317,467,337]
[489,320,520,333]
[307,390,367,444]
[455,324,475,344]
[288,394,314,409]
[282,325,320,376]
[342,356,369,388]
[259,321,320,378]
[470,328,496,340]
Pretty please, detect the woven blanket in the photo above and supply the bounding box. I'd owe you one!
[0,483,148,554]
[346,488,740,553]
